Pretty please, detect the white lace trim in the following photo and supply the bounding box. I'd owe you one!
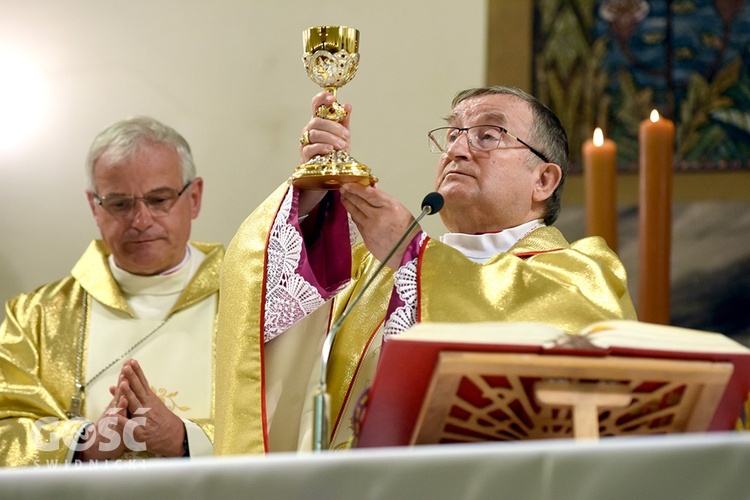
[382,232,427,340]
[383,259,418,340]
[264,188,325,342]
[348,213,360,247]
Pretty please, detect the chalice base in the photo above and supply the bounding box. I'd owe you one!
[291,150,377,190]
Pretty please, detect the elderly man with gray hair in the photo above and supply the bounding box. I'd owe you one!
[0,116,223,466]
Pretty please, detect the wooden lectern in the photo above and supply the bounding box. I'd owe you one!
[355,321,750,448]
[412,352,733,443]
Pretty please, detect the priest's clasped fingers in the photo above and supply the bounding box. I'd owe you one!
[340,183,419,269]
[299,91,352,163]
[76,395,129,462]
[114,358,187,457]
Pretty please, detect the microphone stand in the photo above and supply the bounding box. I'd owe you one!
[312,194,443,451]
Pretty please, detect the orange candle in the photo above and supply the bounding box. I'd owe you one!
[582,127,618,252]
[638,110,674,325]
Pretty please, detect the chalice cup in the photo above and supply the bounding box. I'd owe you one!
[291,26,377,190]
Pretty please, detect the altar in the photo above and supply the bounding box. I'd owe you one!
[2,432,749,499]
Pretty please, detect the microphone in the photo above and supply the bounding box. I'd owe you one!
[312,192,444,451]
[420,192,444,215]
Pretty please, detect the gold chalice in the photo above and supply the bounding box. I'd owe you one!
[291,26,377,190]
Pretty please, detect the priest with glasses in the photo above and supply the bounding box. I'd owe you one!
[0,117,223,466]
[214,86,636,455]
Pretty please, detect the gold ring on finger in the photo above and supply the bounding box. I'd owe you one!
[299,130,311,146]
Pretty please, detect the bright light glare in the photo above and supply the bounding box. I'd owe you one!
[0,47,47,151]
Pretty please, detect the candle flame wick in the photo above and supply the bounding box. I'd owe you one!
[593,127,604,147]
[650,109,660,122]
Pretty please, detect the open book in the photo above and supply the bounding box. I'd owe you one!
[354,320,750,448]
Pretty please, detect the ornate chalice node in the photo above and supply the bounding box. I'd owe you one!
[291,26,377,190]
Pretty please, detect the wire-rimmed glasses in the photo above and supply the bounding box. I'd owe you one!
[428,125,550,163]
[92,181,193,218]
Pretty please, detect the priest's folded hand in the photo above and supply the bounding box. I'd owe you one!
[111,358,187,457]
[339,182,419,269]
[76,396,129,462]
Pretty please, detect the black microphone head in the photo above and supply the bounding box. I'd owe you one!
[421,192,445,215]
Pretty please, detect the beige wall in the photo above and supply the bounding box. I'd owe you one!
[0,1,486,307]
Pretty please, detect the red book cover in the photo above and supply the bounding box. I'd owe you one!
[355,321,750,448]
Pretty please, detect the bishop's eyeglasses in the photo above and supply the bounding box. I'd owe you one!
[428,125,550,163]
[92,181,192,217]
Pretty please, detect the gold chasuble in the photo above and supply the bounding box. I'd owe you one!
[0,241,223,467]
[420,227,635,329]
[214,184,636,455]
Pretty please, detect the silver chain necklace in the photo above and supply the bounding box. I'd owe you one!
[67,290,169,418]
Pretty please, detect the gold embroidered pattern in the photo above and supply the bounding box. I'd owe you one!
[152,386,190,412]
